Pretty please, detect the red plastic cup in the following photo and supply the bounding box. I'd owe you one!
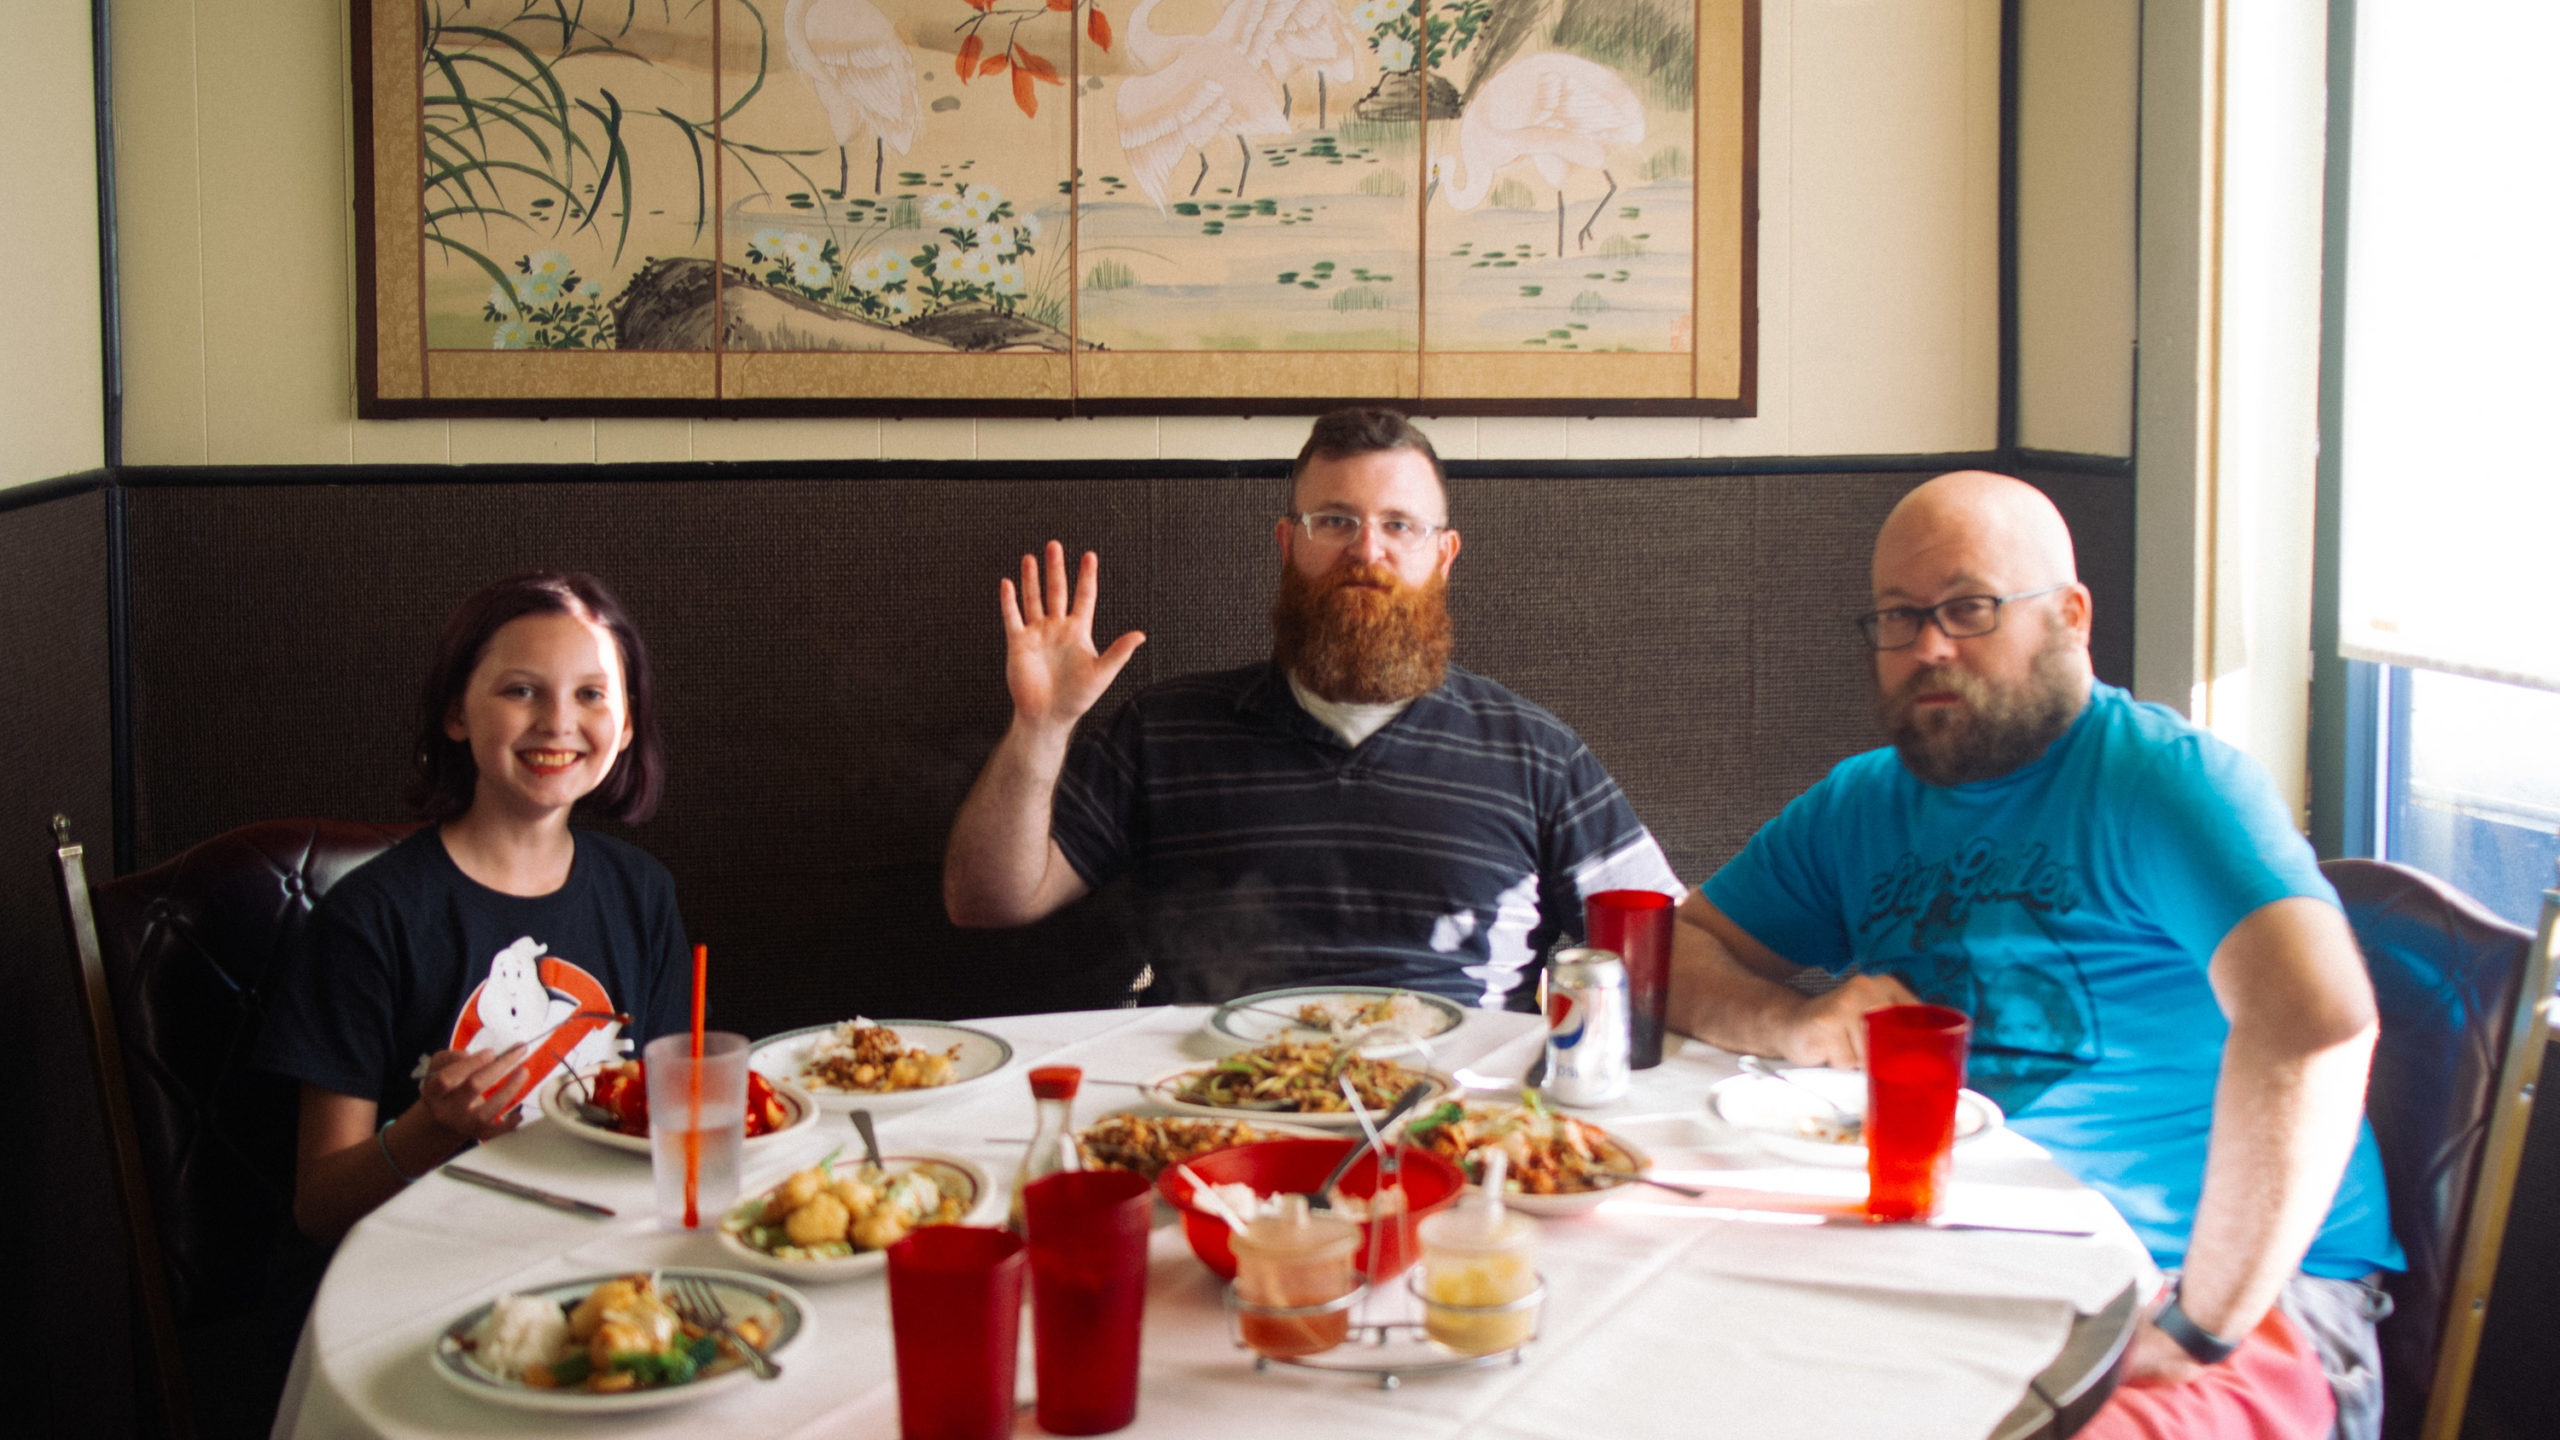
[1864,1004,1973,1222]
[1587,889,1675,1069]
[886,1227,1026,1440]
[1023,1169,1152,1435]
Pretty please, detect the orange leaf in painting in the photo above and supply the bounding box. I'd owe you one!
[1018,50,1062,83]
[964,0,996,10]
[1088,8,1112,49]
[978,50,1009,76]
[1048,0,1073,11]
[1013,63,1038,117]
[956,34,981,80]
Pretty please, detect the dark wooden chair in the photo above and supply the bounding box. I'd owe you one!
[2322,858,2559,1440]
[51,816,414,1440]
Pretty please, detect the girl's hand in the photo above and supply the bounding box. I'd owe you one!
[1000,542,1145,731]
[416,1043,536,1143]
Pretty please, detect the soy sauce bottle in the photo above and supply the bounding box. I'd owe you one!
[1008,1065,1084,1231]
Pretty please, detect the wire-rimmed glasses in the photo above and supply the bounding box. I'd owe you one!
[1288,511,1447,552]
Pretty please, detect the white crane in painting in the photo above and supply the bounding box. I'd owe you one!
[1116,0,1293,211]
[1210,0,1361,131]
[1427,51,1644,254]
[784,0,923,196]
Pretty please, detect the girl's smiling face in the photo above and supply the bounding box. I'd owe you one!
[446,609,634,823]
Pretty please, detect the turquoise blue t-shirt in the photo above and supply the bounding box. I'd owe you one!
[1702,682,2401,1279]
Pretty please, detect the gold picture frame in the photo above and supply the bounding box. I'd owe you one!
[355,0,1755,415]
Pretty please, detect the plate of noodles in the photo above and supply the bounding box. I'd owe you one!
[1139,1040,1451,1129]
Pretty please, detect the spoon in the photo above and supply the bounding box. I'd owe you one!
[1737,1054,1863,1133]
[851,1109,884,1173]
[1305,1080,1436,1212]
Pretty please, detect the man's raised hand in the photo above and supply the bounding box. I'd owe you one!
[1001,541,1146,730]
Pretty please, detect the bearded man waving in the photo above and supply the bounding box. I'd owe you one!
[943,408,1681,1007]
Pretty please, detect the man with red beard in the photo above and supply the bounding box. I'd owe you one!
[1665,472,2398,1440]
[943,408,1679,1008]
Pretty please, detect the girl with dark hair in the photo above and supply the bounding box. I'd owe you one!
[256,572,690,1240]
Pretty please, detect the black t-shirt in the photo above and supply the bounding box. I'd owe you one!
[255,826,690,1116]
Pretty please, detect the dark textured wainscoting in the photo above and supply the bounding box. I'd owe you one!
[0,487,130,1440]
[118,466,2133,1039]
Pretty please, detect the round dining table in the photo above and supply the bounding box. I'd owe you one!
[274,1005,2155,1440]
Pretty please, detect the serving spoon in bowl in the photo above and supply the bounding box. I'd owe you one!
[1304,1080,1436,1212]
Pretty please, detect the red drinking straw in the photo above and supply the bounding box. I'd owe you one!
[683,943,707,1227]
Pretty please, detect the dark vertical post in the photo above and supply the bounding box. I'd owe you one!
[2307,0,2361,859]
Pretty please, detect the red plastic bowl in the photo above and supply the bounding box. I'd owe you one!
[1154,1137,1465,1282]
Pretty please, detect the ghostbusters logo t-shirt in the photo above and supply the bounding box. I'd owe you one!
[257,826,690,1118]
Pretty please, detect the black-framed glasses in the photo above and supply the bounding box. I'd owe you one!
[1288,511,1447,551]
[1855,584,2067,651]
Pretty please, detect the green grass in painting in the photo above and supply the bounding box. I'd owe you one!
[1570,291,1610,314]
[1597,235,1646,258]
[1553,0,1697,109]
[1488,178,1539,210]
[1643,147,1689,181]
[1330,287,1388,311]
[1358,170,1409,197]
[1086,259,1137,290]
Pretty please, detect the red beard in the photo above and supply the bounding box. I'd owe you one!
[1270,561,1454,703]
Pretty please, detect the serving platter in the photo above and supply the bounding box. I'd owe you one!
[535,1066,821,1155]
[1138,1061,1454,1130]
[1708,1067,2005,1168]
[747,1020,1014,1113]
[1206,986,1468,1053]
[1401,1101,1653,1215]
[715,1152,996,1282]
[431,1267,812,1414]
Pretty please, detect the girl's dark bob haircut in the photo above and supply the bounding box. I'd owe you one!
[406,571,664,825]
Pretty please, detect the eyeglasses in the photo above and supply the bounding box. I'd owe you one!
[1288,511,1448,551]
[1855,584,2067,651]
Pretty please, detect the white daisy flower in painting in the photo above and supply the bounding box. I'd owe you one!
[750,226,792,257]
[524,250,573,283]
[792,258,834,289]
[851,250,909,291]
[492,319,533,350]
[953,247,1004,285]
[1350,0,1393,31]
[486,282,517,315]
[578,279,602,300]
[1014,212,1043,243]
[1374,33,1416,71]
[993,263,1027,296]
[780,233,824,265]
[959,184,1004,223]
[515,272,563,306]
[923,190,967,223]
[879,289,914,318]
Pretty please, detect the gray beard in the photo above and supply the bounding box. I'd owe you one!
[1876,626,2086,786]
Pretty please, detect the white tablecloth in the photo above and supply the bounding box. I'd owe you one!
[276,1007,2155,1440]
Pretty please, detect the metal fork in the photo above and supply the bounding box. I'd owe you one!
[665,1275,781,1380]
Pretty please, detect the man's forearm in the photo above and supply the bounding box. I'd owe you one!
[2173,1020,2377,1338]
[943,716,1076,926]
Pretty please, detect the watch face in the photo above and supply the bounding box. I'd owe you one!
[2156,1292,2241,1365]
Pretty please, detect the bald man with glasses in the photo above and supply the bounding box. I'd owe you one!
[944,407,1680,1009]
[1666,471,2401,1439]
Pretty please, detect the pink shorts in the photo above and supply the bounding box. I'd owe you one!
[2077,1305,2337,1440]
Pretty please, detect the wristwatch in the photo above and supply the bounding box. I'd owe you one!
[2153,1284,2242,1365]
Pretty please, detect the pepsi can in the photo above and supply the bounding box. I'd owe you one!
[1542,947,1631,1107]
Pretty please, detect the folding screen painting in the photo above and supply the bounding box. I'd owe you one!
[356,0,1754,414]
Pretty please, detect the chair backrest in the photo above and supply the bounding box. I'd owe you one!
[53,819,414,1332]
[2321,858,2558,1440]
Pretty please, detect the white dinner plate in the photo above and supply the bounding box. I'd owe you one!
[1076,1109,1336,1178]
[1400,1100,1654,1215]
[747,1020,1014,1113]
[1138,1061,1453,1130]
[431,1267,812,1414]
[716,1151,997,1282]
[1709,1067,2006,1168]
[535,1065,821,1155]
[1206,986,1468,1053]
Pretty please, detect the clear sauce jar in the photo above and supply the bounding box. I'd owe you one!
[1230,1194,1359,1358]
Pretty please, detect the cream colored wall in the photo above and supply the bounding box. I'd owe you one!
[2015,0,2135,458]
[2,2,107,488]
[111,0,1998,466]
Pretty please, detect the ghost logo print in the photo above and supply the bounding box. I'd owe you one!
[450,936,622,1102]
[1855,838,2101,1115]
